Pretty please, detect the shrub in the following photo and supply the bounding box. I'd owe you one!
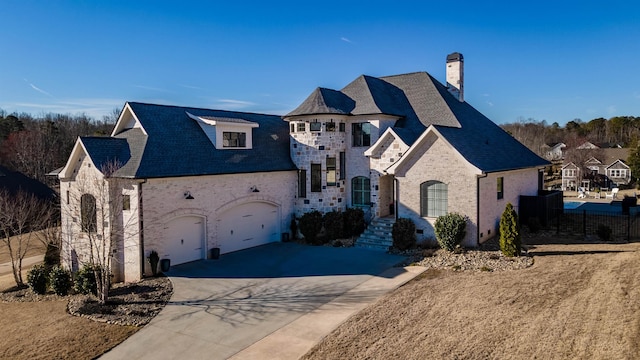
[74,264,98,295]
[43,242,60,270]
[499,203,521,257]
[299,211,324,245]
[27,264,49,295]
[597,224,612,241]
[434,213,467,251]
[323,211,345,240]
[344,208,365,237]
[49,265,72,296]
[392,218,416,250]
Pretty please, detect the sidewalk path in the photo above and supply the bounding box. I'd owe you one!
[0,255,43,276]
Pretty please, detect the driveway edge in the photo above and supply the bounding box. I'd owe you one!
[229,265,427,360]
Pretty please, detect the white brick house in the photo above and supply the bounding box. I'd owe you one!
[59,53,548,282]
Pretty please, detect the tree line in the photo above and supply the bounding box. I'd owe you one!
[500,116,640,157]
[0,109,117,185]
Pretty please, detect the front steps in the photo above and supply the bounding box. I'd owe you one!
[354,217,395,251]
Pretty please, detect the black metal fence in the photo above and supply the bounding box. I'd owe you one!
[549,208,640,241]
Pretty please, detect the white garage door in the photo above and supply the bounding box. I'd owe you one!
[217,202,279,254]
[165,216,205,265]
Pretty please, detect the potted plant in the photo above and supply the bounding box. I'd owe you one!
[148,250,160,276]
[209,244,221,260]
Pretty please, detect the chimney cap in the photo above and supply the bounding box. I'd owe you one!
[446,52,463,62]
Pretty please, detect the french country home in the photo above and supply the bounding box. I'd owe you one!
[58,53,548,282]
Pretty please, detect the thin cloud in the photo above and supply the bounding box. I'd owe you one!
[341,37,353,43]
[133,85,171,93]
[607,105,617,114]
[487,101,494,107]
[25,80,54,98]
[214,99,256,110]
[179,84,204,90]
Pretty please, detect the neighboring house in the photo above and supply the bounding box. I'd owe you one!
[542,142,566,161]
[561,148,631,190]
[58,53,548,282]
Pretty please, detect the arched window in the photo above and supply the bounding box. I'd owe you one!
[420,181,447,217]
[352,176,370,207]
[81,194,97,232]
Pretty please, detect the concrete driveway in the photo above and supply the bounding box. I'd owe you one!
[101,242,424,360]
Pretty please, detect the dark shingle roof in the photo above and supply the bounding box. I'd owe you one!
[286,87,355,116]
[84,102,296,179]
[0,165,56,199]
[286,71,548,172]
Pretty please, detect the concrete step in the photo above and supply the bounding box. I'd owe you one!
[354,242,391,251]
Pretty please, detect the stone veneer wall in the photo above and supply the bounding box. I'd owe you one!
[288,115,397,216]
[368,135,410,218]
[289,115,348,215]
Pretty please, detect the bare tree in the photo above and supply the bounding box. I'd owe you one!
[64,160,137,304]
[0,189,54,287]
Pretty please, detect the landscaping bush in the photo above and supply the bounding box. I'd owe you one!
[597,224,612,241]
[344,208,365,237]
[392,217,416,250]
[27,264,49,295]
[49,265,72,296]
[434,213,467,251]
[299,210,324,245]
[323,211,345,240]
[43,242,60,270]
[74,264,98,295]
[499,203,521,257]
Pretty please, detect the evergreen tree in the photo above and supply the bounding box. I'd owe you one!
[499,203,521,257]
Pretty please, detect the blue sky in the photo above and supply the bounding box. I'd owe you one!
[1,1,639,125]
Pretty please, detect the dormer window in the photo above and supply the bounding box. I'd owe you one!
[186,112,258,149]
[223,132,246,147]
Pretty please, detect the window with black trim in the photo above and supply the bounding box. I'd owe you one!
[352,123,371,147]
[81,194,97,232]
[290,123,295,133]
[223,132,246,147]
[298,170,307,198]
[420,181,447,217]
[326,157,336,186]
[352,176,370,207]
[339,123,345,132]
[326,121,335,132]
[310,122,321,131]
[497,177,504,200]
[311,164,321,192]
[123,195,131,211]
[297,123,305,132]
[339,152,346,180]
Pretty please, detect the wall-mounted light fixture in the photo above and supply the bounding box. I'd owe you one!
[250,186,260,193]
[184,191,194,200]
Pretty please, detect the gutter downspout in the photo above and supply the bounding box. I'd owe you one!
[138,179,147,279]
[477,173,488,247]
[394,177,399,222]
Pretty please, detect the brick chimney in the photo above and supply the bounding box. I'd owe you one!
[446,52,464,102]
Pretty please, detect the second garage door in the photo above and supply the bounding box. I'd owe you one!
[217,202,280,254]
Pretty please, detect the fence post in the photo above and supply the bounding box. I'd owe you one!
[583,210,587,237]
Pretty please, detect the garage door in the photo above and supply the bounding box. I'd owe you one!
[165,216,205,265]
[217,202,279,254]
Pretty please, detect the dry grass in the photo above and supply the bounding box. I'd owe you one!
[303,240,640,360]
[0,300,137,360]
